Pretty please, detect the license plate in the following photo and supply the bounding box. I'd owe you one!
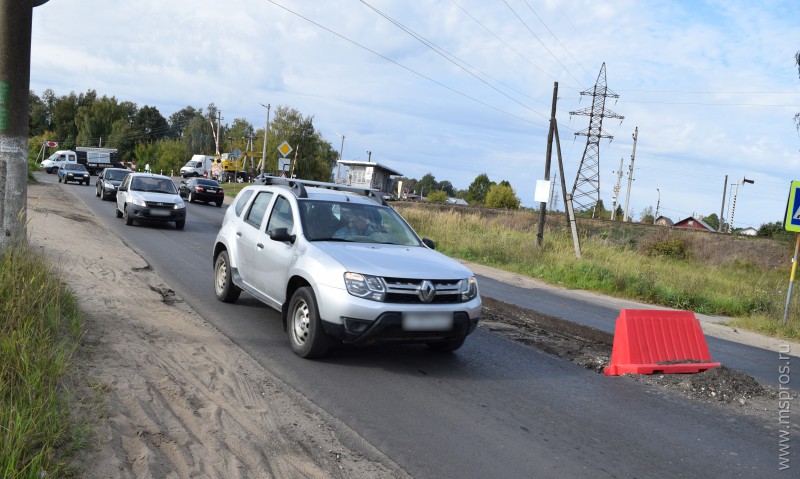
[206,188,217,193]
[402,312,453,331]
[149,209,170,217]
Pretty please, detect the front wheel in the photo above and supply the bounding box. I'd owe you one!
[96,186,101,197]
[214,250,241,303]
[123,205,133,225]
[115,206,122,218]
[175,220,185,230]
[188,192,194,203]
[288,287,330,359]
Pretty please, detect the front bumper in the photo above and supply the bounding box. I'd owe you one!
[322,311,479,345]
[127,205,186,222]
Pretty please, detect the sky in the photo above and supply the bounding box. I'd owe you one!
[28,0,800,229]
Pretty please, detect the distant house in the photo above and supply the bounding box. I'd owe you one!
[673,216,716,233]
[335,160,402,194]
[738,227,758,236]
[654,216,674,227]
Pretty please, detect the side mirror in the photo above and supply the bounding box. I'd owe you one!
[118,185,127,192]
[269,227,296,244]
[422,238,436,250]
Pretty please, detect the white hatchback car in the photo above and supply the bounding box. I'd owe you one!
[115,173,186,229]
[212,178,481,358]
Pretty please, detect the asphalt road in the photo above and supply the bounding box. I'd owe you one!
[43,173,791,478]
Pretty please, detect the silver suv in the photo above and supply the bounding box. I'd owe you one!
[212,178,481,358]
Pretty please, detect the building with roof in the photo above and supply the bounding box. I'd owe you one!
[672,216,716,233]
[335,160,402,194]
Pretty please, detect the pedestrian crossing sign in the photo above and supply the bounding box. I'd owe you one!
[784,180,800,232]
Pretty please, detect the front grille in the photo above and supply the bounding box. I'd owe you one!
[382,277,463,304]
[144,201,175,209]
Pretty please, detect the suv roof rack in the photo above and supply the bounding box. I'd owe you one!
[256,177,387,206]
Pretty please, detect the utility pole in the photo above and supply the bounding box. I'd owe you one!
[654,188,660,224]
[610,157,623,220]
[728,177,754,232]
[622,127,638,222]
[549,172,558,210]
[336,134,345,183]
[0,0,48,253]
[718,175,728,232]
[260,103,270,174]
[537,82,558,247]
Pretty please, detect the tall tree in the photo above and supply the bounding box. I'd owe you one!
[417,173,437,196]
[466,173,494,205]
[75,95,134,146]
[133,105,169,143]
[168,105,200,139]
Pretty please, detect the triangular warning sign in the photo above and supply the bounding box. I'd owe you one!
[794,204,800,220]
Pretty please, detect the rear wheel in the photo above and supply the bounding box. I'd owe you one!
[288,287,330,359]
[213,250,241,303]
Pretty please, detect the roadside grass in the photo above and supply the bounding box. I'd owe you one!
[1,241,86,478]
[395,203,800,341]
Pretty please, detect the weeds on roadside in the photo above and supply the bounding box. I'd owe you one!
[0,242,84,478]
[396,204,800,340]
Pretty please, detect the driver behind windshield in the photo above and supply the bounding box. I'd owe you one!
[333,207,376,238]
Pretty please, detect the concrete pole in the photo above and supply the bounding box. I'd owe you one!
[260,103,269,174]
[537,82,558,247]
[336,134,345,183]
[0,0,45,252]
[719,174,728,232]
[622,127,638,222]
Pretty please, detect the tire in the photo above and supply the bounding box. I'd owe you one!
[213,250,241,303]
[85,179,90,185]
[216,201,222,207]
[58,177,62,183]
[427,336,467,353]
[288,287,330,359]
[96,186,100,197]
[188,192,194,203]
[115,206,122,218]
[175,220,185,230]
[123,205,133,225]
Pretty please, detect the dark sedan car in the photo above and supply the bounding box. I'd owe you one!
[96,167,132,200]
[178,178,225,207]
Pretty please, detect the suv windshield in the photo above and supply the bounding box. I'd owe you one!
[300,200,420,245]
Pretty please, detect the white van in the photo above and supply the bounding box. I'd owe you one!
[180,155,216,178]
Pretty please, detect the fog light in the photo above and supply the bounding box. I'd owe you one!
[343,318,372,334]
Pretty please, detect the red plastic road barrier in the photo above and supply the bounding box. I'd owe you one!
[604,309,721,376]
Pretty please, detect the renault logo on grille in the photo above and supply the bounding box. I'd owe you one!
[417,280,436,303]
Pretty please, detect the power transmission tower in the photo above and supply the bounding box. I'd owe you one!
[569,63,624,218]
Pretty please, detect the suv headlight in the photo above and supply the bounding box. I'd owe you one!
[130,197,147,207]
[460,277,478,301]
[344,272,386,302]
[173,198,185,209]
